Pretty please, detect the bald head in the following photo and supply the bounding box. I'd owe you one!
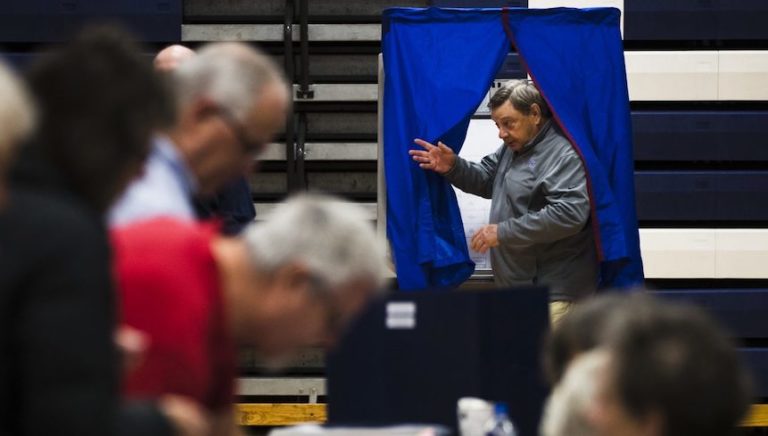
[153,44,195,72]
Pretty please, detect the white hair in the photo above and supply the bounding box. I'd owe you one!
[540,349,610,436]
[0,60,35,162]
[172,42,287,121]
[243,193,387,292]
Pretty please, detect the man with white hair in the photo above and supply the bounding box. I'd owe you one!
[0,60,35,208]
[110,42,290,226]
[112,194,387,435]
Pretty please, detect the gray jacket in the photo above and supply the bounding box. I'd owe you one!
[445,121,597,300]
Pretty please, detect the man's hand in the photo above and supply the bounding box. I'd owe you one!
[115,325,149,374]
[158,395,210,436]
[409,139,457,174]
[470,224,499,254]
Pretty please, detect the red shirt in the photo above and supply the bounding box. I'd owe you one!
[112,218,235,412]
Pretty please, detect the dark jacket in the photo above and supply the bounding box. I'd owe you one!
[0,149,118,436]
[0,147,174,436]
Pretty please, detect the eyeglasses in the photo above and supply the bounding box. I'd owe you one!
[216,107,267,157]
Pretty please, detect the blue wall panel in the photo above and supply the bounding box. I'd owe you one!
[625,0,768,41]
[633,111,768,162]
[624,0,718,41]
[655,290,768,339]
[0,0,181,42]
[635,171,768,221]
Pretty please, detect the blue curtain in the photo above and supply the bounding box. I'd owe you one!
[383,7,644,290]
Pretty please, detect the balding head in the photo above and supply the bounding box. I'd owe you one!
[173,42,287,121]
[168,42,290,194]
[153,44,195,73]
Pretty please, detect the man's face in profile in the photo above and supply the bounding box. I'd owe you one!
[244,271,375,370]
[201,82,289,194]
[491,100,541,152]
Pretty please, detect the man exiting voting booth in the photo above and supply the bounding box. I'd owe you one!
[411,80,595,320]
[384,8,644,306]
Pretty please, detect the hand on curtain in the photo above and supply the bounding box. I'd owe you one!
[410,138,457,174]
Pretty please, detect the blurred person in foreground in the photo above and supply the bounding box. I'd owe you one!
[540,294,752,436]
[109,42,288,228]
[0,59,35,208]
[540,349,609,436]
[0,27,204,436]
[112,194,387,436]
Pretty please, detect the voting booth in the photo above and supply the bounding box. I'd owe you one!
[381,7,644,290]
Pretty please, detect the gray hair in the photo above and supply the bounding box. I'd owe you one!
[0,60,35,162]
[243,194,387,292]
[540,349,608,436]
[488,79,550,117]
[172,42,288,121]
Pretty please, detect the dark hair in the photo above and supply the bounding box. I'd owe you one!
[610,298,752,436]
[543,293,628,385]
[26,26,173,213]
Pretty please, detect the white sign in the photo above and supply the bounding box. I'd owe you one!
[453,119,504,272]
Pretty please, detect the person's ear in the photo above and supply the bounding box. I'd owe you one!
[530,103,542,125]
[189,97,220,123]
[176,97,218,132]
[272,262,313,296]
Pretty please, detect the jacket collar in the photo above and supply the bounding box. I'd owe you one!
[514,119,552,157]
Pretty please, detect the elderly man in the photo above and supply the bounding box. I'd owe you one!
[410,79,596,320]
[112,194,386,436]
[110,42,289,226]
[152,44,257,234]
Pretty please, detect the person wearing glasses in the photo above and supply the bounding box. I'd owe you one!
[112,194,387,436]
[109,42,289,227]
[410,79,596,324]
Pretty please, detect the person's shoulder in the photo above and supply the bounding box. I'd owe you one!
[112,217,216,260]
[109,152,195,225]
[2,187,102,244]
[0,187,107,288]
[112,218,217,299]
[546,126,575,151]
[541,127,583,165]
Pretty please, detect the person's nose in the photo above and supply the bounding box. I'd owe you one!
[498,128,508,140]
